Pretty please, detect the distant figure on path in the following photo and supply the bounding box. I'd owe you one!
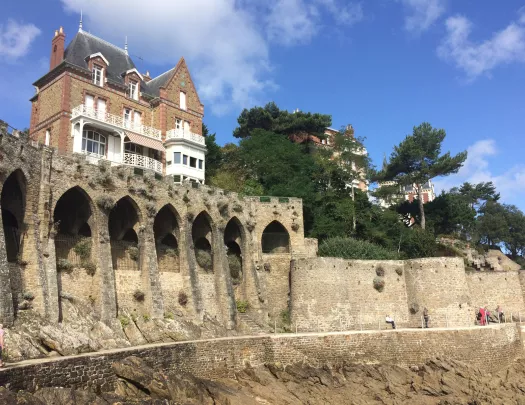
[496,305,505,323]
[385,315,396,329]
[0,324,4,367]
[423,307,429,328]
[479,307,486,326]
[485,306,491,324]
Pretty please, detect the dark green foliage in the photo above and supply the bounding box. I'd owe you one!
[318,237,399,260]
[236,300,249,313]
[96,195,115,212]
[57,258,74,273]
[195,248,213,271]
[228,253,242,284]
[83,261,97,276]
[73,238,91,261]
[127,246,139,261]
[378,123,467,229]
[398,227,438,259]
[233,102,331,139]
[203,123,223,181]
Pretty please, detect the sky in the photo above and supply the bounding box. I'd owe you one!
[1,0,525,209]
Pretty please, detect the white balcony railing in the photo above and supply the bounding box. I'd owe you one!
[123,153,162,173]
[166,128,205,145]
[72,104,161,140]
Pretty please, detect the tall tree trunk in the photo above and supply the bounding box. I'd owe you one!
[417,184,426,230]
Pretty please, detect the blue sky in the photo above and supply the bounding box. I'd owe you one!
[1,0,525,208]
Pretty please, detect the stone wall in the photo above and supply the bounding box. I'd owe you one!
[0,325,521,392]
[466,271,525,319]
[291,257,474,331]
[0,135,306,328]
[291,257,409,331]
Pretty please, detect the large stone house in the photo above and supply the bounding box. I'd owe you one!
[29,24,207,183]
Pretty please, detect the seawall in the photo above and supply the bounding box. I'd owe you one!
[0,324,521,393]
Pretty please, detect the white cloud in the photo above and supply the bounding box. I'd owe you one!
[401,0,446,33]
[433,140,525,207]
[437,13,525,80]
[0,19,41,61]
[61,0,362,115]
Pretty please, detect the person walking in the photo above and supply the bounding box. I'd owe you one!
[385,315,396,329]
[479,307,486,326]
[496,305,505,323]
[0,323,4,368]
[423,307,429,328]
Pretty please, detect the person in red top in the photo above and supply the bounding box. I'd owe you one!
[479,307,486,326]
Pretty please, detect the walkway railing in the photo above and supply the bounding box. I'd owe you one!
[71,104,161,140]
[166,128,205,145]
[123,153,162,173]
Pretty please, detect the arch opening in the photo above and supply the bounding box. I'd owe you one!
[154,205,180,273]
[192,212,213,272]
[224,218,244,286]
[109,197,140,270]
[1,170,26,262]
[261,221,290,254]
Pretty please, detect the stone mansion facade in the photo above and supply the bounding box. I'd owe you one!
[29,25,206,183]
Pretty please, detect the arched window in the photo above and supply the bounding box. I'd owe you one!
[82,129,106,156]
[261,221,290,254]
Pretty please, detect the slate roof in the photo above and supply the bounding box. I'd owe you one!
[35,30,175,98]
[403,181,433,192]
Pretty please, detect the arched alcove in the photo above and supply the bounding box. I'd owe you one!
[1,169,27,314]
[109,196,141,270]
[192,211,213,272]
[224,218,244,285]
[53,186,94,269]
[154,204,180,273]
[261,221,290,254]
[1,169,26,262]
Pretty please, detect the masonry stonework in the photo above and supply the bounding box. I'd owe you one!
[0,325,520,393]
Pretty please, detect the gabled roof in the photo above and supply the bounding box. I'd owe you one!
[63,31,135,87]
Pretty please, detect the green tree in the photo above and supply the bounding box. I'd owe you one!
[502,205,525,258]
[379,123,467,229]
[202,123,223,181]
[477,201,509,247]
[454,181,500,212]
[233,102,331,139]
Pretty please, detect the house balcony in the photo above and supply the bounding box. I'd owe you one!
[71,104,161,140]
[166,128,205,146]
[123,152,162,173]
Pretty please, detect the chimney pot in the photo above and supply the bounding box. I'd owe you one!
[59,26,63,34]
[54,30,58,37]
[50,27,66,70]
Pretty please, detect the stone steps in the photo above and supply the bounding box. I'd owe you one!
[237,313,267,335]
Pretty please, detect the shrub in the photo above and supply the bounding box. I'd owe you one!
[375,265,385,277]
[164,312,174,320]
[236,300,249,313]
[165,248,178,257]
[145,203,157,218]
[83,261,97,276]
[373,277,385,292]
[73,238,92,261]
[143,314,150,322]
[22,291,35,301]
[217,201,229,216]
[96,195,115,212]
[195,248,213,271]
[127,246,139,261]
[291,223,300,232]
[395,267,403,276]
[399,227,438,259]
[178,291,188,306]
[318,237,399,260]
[228,254,242,285]
[280,309,291,326]
[133,289,145,302]
[95,171,115,190]
[57,258,74,273]
[119,316,130,327]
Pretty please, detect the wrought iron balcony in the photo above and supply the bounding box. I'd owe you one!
[166,128,205,145]
[71,104,161,140]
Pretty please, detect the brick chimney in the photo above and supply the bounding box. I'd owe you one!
[50,27,65,71]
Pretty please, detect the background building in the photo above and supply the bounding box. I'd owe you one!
[29,23,206,183]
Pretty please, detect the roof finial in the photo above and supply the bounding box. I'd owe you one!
[124,36,128,55]
[79,10,83,32]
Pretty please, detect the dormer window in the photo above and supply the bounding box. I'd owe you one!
[128,80,138,100]
[93,65,103,86]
